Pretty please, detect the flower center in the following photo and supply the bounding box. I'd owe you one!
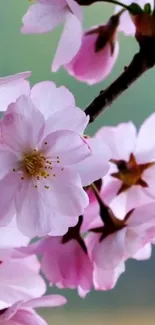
[21,151,47,178]
[12,142,63,189]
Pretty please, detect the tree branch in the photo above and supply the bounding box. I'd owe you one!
[85,35,155,123]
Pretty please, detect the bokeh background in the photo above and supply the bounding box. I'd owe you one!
[2,1,155,324]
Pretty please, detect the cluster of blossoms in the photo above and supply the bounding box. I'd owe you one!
[1,0,155,323]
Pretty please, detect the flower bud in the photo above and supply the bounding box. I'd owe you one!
[64,15,119,84]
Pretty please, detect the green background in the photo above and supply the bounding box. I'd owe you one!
[1,0,155,319]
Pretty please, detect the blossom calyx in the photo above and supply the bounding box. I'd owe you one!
[93,14,120,54]
[129,3,155,37]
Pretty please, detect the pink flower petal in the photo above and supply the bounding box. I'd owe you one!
[2,307,48,325]
[127,203,155,226]
[110,186,153,220]
[72,137,111,186]
[16,171,88,237]
[0,256,46,307]
[96,122,137,160]
[52,12,82,71]
[21,3,66,34]
[30,81,75,119]
[42,130,91,165]
[93,262,125,290]
[66,0,83,20]
[135,113,155,163]
[40,237,92,296]
[0,217,29,248]
[0,301,23,321]
[0,149,18,179]
[93,228,127,270]
[15,179,59,237]
[44,106,89,135]
[0,172,20,227]
[0,72,31,112]
[23,295,67,308]
[65,32,119,85]
[2,96,45,153]
[133,243,152,260]
[47,168,89,217]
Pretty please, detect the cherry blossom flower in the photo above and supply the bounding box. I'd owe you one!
[115,0,153,36]
[0,78,110,237]
[18,217,93,297]
[0,95,91,237]
[85,202,155,290]
[65,15,119,84]
[96,116,155,218]
[0,295,66,325]
[22,80,111,186]
[0,252,46,309]
[21,0,83,71]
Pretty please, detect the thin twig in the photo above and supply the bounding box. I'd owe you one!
[85,35,155,123]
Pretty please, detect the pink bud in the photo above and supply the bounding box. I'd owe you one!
[65,17,119,84]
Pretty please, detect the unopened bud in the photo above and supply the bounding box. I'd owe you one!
[64,14,120,84]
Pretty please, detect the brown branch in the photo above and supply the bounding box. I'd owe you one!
[85,35,155,123]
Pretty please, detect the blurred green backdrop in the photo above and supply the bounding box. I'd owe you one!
[2,0,155,323]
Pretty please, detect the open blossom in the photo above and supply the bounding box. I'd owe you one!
[0,252,46,309]
[95,116,155,218]
[85,202,155,290]
[0,75,112,237]
[0,94,92,237]
[0,295,66,325]
[65,15,119,84]
[21,0,83,71]
[115,0,153,35]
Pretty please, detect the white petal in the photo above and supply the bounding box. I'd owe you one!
[30,81,75,119]
[22,3,66,34]
[96,122,137,161]
[52,12,82,71]
[72,137,111,186]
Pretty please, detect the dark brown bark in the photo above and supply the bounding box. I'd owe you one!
[85,35,155,123]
